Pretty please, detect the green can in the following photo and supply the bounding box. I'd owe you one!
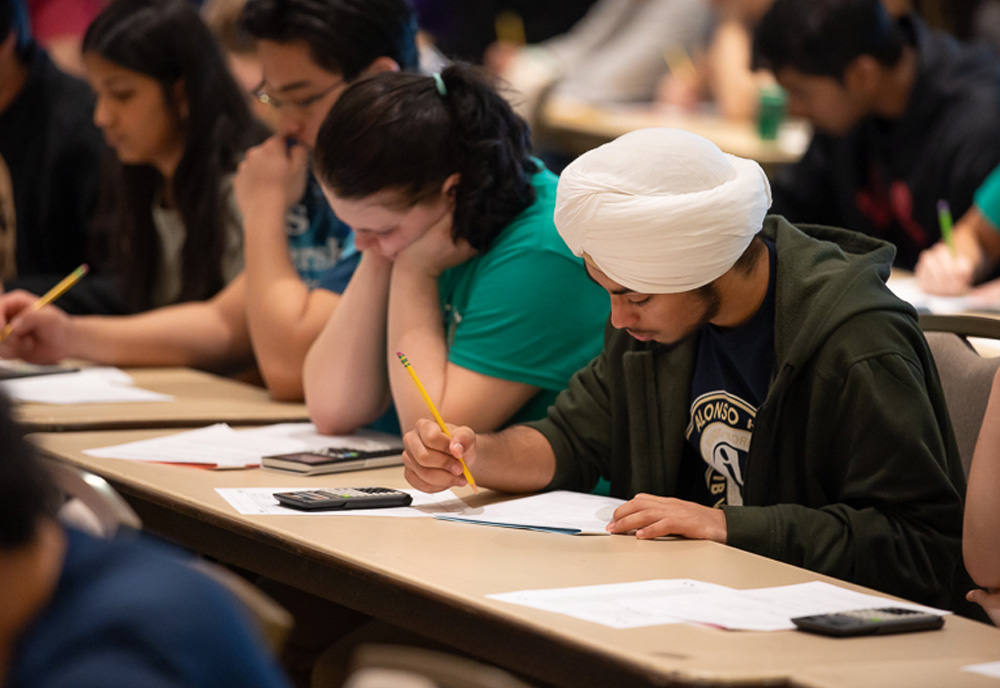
[757,85,787,141]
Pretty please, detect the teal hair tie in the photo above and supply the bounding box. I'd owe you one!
[432,73,447,97]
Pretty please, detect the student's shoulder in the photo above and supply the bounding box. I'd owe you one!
[61,530,244,632]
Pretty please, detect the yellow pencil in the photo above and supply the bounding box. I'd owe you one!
[495,10,526,46]
[396,352,478,493]
[0,264,89,342]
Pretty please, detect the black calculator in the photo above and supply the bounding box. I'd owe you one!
[791,607,944,637]
[273,487,413,511]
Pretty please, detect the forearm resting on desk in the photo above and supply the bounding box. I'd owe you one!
[68,303,253,369]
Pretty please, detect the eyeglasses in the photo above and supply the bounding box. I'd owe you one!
[252,79,344,112]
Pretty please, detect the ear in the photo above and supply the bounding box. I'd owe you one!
[843,55,881,101]
[441,172,460,198]
[172,79,190,121]
[359,56,400,78]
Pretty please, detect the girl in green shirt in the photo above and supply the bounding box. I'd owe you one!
[304,63,608,435]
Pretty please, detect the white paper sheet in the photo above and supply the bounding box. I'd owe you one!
[962,661,1000,679]
[84,422,403,469]
[641,581,948,631]
[215,487,467,517]
[488,579,733,628]
[0,367,174,404]
[435,490,625,535]
[488,579,949,631]
[886,274,978,314]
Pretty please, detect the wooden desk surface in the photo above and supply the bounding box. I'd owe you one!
[32,428,1000,688]
[15,368,308,431]
[538,98,810,167]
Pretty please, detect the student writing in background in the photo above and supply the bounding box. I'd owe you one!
[0,0,419,401]
[402,128,968,612]
[753,0,1000,270]
[83,0,266,312]
[304,63,608,434]
[964,367,1000,625]
[915,162,1000,300]
[657,0,912,121]
[657,0,775,120]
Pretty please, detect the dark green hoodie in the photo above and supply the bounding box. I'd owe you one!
[530,216,965,609]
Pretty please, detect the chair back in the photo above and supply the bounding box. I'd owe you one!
[344,644,536,688]
[40,457,142,537]
[923,328,1000,478]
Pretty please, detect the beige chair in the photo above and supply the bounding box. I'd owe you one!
[41,456,142,537]
[921,315,1000,478]
[343,644,537,688]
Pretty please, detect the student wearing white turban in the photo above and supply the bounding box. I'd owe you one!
[554,127,771,295]
[400,128,971,613]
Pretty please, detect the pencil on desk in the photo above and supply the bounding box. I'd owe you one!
[937,199,956,255]
[0,263,88,342]
[396,351,478,493]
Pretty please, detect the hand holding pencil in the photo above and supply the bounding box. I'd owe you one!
[396,352,479,493]
[915,202,976,296]
[0,265,88,361]
[0,264,88,343]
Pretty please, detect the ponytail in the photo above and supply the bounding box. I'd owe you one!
[315,62,537,251]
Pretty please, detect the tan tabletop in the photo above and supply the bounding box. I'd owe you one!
[15,367,308,431]
[32,428,1000,688]
[537,97,810,168]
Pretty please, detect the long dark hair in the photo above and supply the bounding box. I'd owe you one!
[314,63,537,252]
[83,0,264,310]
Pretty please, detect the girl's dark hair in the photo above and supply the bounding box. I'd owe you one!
[83,0,265,311]
[0,392,58,548]
[314,63,538,252]
[240,0,419,80]
[753,0,905,82]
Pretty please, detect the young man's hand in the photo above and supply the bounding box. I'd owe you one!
[607,493,728,542]
[402,418,476,492]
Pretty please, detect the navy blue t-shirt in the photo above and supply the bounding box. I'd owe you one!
[9,528,290,688]
[684,240,776,507]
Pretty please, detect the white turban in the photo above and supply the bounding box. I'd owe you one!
[554,128,772,294]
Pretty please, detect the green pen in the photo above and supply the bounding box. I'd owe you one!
[937,199,956,255]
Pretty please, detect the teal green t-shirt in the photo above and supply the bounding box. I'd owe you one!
[437,167,609,425]
[975,163,1000,231]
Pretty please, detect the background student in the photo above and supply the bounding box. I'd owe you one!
[915,161,1000,299]
[0,0,111,314]
[753,0,1000,270]
[485,0,712,121]
[964,367,1000,625]
[83,0,266,313]
[0,0,419,401]
[304,63,608,434]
